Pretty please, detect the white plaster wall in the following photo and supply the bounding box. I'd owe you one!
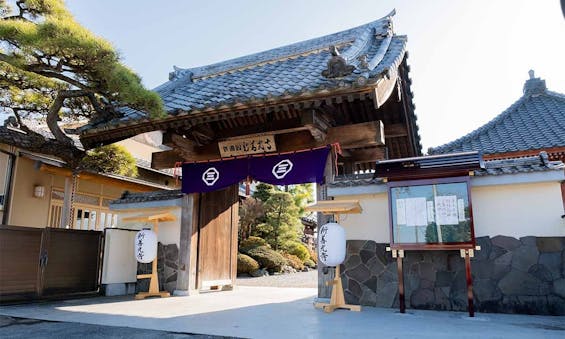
[115,208,182,247]
[102,229,137,284]
[334,193,390,242]
[471,182,565,238]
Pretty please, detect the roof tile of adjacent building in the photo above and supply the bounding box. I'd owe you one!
[111,189,183,205]
[429,71,565,155]
[329,152,565,187]
[82,10,411,133]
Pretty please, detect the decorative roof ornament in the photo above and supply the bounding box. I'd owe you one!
[321,45,355,79]
[169,66,193,82]
[523,70,546,96]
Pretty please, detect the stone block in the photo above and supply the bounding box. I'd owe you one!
[473,279,502,302]
[103,283,126,296]
[471,260,494,279]
[347,262,371,283]
[346,240,365,254]
[539,252,562,280]
[434,287,451,310]
[499,270,548,296]
[367,256,385,276]
[362,240,376,252]
[511,245,539,272]
[376,282,397,308]
[359,287,377,306]
[165,244,179,261]
[348,278,362,298]
[547,295,565,315]
[491,235,521,250]
[418,262,436,282]
[364,276,378,293]
[344,254,361,270]
[489,246,508,260]
[536,237,563,252]
[435,271,455,287]
[474,236,492,261]
[165,272,177,283]
[419,279,434,289]
[410,288,434,309]
[553,278,565,298]
[360,249,375,264]
[492,263,512,281]
[528,264,554,282]
[344,290,359,305]
[520,236,537,247]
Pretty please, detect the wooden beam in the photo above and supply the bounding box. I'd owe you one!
[372,70,398,109]
[39,164,161,192]
[384,123,409,138]
[152,121,386,169]
[300,110,331,142]
[341,147,387,163]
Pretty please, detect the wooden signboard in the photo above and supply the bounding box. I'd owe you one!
[218,135,276,157]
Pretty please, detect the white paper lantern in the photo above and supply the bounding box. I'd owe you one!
[318,222,346,266]
[134,229,157,263]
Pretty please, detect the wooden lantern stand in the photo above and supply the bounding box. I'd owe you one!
[306,200,362,313]
[124,212,176,300]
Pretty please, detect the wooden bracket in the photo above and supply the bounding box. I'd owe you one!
[386,247,404,258]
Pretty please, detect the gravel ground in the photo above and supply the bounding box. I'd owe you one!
[236,269,317,288]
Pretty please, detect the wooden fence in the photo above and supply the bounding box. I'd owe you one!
[0,225,103,302]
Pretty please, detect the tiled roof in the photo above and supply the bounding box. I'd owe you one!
[328,152,564,187]
[429,71,565,155]
[83,10,409,133]
[474,151,564,176]
[111,189,183,205]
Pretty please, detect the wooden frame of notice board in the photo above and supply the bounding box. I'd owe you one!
[384,176,479,317]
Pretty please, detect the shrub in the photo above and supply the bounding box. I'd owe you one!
[304,259,316,268]
[246,246,287,272]
[282,253,304,271]
[283,241,310,262]
[237,253,260,274]
[307,247,318,264]
[240,236,269,254]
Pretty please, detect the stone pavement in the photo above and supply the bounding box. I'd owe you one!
[236,270,317,288]
[0,286,564,339]
[0,315,235,339]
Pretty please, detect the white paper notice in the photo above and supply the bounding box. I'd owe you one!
[427,200,435,223]
[457,198,466,222]
[404,197,428,227]
[434,195,459,225]
[396,199,406,225]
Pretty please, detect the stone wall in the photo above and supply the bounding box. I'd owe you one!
[136,242,179,294]
[324,236,565,315]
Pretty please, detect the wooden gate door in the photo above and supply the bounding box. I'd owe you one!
[0,226,43,302]
[0,226,102,302]
[197,185,238,289]
[41,228,103,296]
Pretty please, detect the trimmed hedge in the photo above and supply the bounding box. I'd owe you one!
[240,236,269,254]
[246,246,286,272]
[304,258,316,268]
[237,253,260,274]
[284,242,310,262]
[283,253,304,271]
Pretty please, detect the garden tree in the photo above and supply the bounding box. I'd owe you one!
[238,197,264,241]
[252,182,275,203]
[252,191,302,251]
[287,183,314,216]
[0,0,164,169]
[80,144,138,177]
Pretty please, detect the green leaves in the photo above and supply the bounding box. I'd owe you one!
[80,144,138,177]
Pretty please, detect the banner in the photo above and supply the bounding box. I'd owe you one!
[182,157,248,193]
[181,146,330,194]
[249,147,330,186]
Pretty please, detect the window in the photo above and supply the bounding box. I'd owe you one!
[387,176,475,249]
[48,188,118,230]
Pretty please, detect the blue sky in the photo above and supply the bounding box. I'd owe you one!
[67,0,565,152]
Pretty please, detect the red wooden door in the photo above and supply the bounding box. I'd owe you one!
[197,185,238,289]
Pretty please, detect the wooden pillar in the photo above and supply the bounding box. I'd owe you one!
[462,249,475,317]
[392,249,405,313]
[174,194,198,295]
